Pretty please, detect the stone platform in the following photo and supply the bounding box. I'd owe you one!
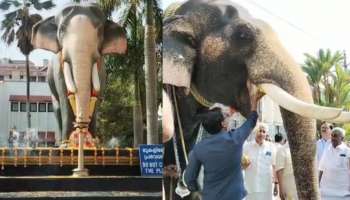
[0,148,162,199]
[0,176,162,199]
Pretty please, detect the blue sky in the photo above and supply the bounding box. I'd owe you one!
[1,0,350,65]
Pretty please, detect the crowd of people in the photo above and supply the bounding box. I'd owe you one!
[181,87,350,200]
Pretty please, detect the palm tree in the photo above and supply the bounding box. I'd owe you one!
[99,0,162,145]
[330,65,350,108]
[144,0,158,144]
[0,0,55,130]
[303,49,343,105]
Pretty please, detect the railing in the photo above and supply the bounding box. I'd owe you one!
[0,147,139,169]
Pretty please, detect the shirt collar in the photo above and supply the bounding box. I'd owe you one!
[333,142,346,150]
[254,140,266,147]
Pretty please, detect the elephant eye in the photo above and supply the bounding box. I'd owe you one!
[171,31,196,48]
[233,23,256,44]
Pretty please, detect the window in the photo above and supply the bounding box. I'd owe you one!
[48,103,53,112]
[20,102,26,112]
[10,102,19,112]
[38,76,46,82]
[38,131,56,147]
[30,103,37,112]
[20,75,24,79]
[38,103,46,112]
[0,75,4,81]
[30,76,36,82]
[9,74,12,79]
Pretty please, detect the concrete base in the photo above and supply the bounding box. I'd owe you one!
[72,168,89,177]
[0,176,162,192]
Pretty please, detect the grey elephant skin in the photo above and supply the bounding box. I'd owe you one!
[31,3,127,140]
[163,0,322,199]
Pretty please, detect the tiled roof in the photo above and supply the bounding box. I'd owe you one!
[9,95,52,102]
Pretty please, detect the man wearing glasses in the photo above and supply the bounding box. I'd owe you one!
[316,122,333,165]
[243,123,277,200]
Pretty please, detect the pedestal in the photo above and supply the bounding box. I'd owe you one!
[72,128,89,177]
[72,168,89,177]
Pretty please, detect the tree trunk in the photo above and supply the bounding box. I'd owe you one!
[26,54,31,129]
[144,0,158,144]
[133,73,144,147]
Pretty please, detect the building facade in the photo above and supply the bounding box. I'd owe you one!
[0,58,59,147]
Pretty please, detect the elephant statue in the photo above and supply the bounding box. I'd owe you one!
[31,3,127,141]
[163,0,350,199]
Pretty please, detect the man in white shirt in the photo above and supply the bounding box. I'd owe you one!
[276,142,298,200]
[316,122,333,164]
[243,123,277,200]
[319,127,350,200]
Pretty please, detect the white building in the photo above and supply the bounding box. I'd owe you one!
[229,96,286,141]
[0,58,59,147]
[259,96,286,138]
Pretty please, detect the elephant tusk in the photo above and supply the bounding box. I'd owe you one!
[327,112,350,123]
[162,89,174,143]
[92,63,100,92]
[259,83,343,120]
[63,62,77,93]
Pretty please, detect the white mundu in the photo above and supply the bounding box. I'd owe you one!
[276,143,298,200]
[244,140,276,200]
[319,143,350,199]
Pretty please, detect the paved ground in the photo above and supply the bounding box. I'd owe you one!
[0,191,162,198]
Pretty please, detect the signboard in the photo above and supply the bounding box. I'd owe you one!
[139,144,163,176]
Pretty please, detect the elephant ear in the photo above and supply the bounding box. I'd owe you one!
[163,15,196,89]
[31,16,60,53]
[102,20,127,55]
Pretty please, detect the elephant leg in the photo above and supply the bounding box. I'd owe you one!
[47,62,63,138]
[60,96,74,140]
[281,108,319,200]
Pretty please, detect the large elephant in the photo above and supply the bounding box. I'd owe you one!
[163,0,350,199]
[31,3,127,140]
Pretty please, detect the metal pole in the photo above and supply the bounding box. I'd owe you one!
[78,130,84,169]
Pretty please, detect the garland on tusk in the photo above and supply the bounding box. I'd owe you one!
[89,96,98,118]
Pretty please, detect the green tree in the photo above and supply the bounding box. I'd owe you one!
[303,49,344,106]
[330,65,350,108]
[303,49,350,139]
[0,0,55,129]
[98,0,162,146]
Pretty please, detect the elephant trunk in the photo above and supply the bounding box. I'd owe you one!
[246,31,320,199]
[71,58,92,125]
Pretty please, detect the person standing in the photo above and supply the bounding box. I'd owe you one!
[316,122,333,165]
[243,123,277,200]
[8,130,15,148]
[319,127,350,200]
[276,141,298,200]
[183,84,262,200]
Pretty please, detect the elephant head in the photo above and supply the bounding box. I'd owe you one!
[163,0,350,199]
[31,3,127,128]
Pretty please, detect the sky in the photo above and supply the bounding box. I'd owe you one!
[1,0,350,65]
[0,0,71,66]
